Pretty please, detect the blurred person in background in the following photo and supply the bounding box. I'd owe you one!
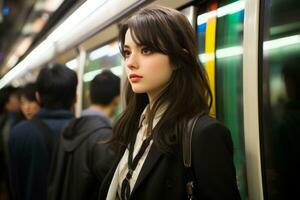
[81,70,120,120]
[8,62,77,200]
[277,57,300,199]
[0,86,22,200]
[19,83,40,120]
[48,70,120,200]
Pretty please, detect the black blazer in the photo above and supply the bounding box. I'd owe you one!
[99,115,241,200]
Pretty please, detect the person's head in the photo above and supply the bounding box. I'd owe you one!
[0,85,20,113]
[90,70,120,114]
[36,62,78,110]
[19,83,40,119]
[112,6,212,152]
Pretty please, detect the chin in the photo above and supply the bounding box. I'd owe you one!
[132,89,146,94]
[131,86,146,94]
[26,114,33,119]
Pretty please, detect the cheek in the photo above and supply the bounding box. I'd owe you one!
[21,106,28,115]
[30,103,39,111]
[148,59,172,81]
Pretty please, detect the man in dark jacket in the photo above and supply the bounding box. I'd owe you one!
[0,86,22,199]
[8,63,77,200]
[48,70,120,200]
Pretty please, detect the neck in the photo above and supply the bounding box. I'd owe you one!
[89,104,111,117]
[147,85,169,106]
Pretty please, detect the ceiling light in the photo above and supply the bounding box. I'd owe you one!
[263,35,300,50]
[47,0,108,43]
[197,0,245,25]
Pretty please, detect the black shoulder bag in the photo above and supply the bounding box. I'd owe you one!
[182,114,209,200]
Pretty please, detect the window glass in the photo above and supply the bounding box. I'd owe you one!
[83,41,123,120]
[65,58,78,71]
[260,0,300,199]
[197,0,247,199]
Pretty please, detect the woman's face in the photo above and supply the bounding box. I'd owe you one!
[124,29,173,102]
[20,96,40,119]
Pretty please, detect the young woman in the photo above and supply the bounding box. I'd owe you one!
[99,6,241,200]
[19,83,40,119]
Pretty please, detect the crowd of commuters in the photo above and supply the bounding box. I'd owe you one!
[0,6,240,200]
[48,70,120,200]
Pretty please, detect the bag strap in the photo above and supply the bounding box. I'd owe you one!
[31,117,55,160]
[183,114,205,167]
[183,114,209,199]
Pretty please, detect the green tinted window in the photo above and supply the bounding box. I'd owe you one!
[260,0,300,199]
[197,0,247,199]
[83,41,123,120]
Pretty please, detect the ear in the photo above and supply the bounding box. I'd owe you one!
[108,95,121,117]
[35,92,41,104]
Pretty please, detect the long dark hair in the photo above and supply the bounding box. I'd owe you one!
[110,6,212,153]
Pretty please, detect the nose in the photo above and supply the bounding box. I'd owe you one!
[126,52,138,70]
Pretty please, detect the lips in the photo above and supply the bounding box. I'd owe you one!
[129,74,143,82]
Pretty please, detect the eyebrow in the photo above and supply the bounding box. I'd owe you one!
[124,43,143,49]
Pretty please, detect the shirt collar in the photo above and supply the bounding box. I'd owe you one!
[81,107,112,125]
[138,103,168,128]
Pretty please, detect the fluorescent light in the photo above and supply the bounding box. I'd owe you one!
[199,53,215,63]
[83,65,122,82]
[270,22,300,36]
[0,0,141,89]
[89,43,120,61]
[110,65,122,77]
[83,69,102,82]
[7,55,19,67]
[0,41,54,88]
[263,35,300,50]
[197,11,217,25]
[47,0,107,43]
[217,0,245,17]
[15,37,33,56]
[43,0,64,12]
[66,59,78,70]
[0,63,27,88]
[197,0,245,25]
[216,46,243,58]
[199,34,300,63]
[199,46,243,63]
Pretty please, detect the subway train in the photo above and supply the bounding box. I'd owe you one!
[1,0,300,199]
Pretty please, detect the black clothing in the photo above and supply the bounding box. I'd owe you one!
[9,109,74,200]
[48,115,115,200]
[99,115,240,200]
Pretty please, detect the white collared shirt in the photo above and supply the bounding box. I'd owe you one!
[106,104,166,200]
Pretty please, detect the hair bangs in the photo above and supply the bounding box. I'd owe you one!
[127,14,168,54]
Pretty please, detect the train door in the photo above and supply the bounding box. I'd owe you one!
[259,0,300,199]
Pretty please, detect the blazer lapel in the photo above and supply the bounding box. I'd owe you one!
[99,148,125,199]
[131,144,163,195]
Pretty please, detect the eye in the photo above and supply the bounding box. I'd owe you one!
[123,49,131,58]
[141,47,152,55]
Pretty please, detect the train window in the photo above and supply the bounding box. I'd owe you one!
[82,40,123,119]
[197,0,247,199]
[65,58,78,71]
[260,0,300,199]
